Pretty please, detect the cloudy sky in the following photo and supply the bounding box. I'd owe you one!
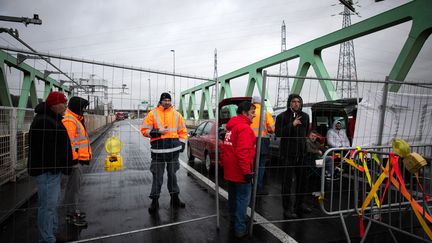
[1,0,430,109]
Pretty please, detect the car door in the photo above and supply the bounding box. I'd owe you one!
[200,121,214,160]
[189,122,207,159]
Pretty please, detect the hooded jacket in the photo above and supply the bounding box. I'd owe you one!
[275,94,310,159]
[62,97,92,163]
[28,102,75,176]
[221,114,256,183]
[326,120,350,148]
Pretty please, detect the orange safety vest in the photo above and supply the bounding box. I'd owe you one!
[141,105,188,143]
[250,104,275,137]
[62,109,92,161]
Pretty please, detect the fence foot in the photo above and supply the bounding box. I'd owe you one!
[339,212,351,243]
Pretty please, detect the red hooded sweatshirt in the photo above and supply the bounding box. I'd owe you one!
[221,114,256,183]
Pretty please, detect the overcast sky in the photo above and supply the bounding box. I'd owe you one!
[1,0,430,109]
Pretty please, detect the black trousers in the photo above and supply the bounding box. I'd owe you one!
[281,155,309,211]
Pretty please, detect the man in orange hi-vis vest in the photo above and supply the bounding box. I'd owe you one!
[141,92,188,214]
[62,96,92,227]
[250,96,275,195]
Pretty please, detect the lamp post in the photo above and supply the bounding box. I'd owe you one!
[170,49,175,106]
[148,78,151,110]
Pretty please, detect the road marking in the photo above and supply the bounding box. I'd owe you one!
[179,159,297,243]
[128,121,297,243]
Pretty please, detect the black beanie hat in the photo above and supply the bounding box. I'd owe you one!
[160,92,172,102]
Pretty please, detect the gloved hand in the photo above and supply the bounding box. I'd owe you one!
[244,173,254,184]
[180,142,186,152]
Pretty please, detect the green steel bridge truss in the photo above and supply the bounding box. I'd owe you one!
[179,0,432,119]
[0,50,70,128]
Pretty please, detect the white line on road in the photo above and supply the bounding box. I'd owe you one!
[128,121,297,243]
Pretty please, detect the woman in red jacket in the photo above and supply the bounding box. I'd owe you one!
[221,101,256,238]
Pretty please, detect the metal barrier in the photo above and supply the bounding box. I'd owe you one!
[318,145,432,242]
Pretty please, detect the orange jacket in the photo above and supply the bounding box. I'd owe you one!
[62,109,92,162]
[141,105,188,144]
[250,104,275,137]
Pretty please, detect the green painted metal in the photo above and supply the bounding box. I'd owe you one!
[198,87,214,119]
[180,0,432,120]
[0,63,13,106]
[186,92,199,119]
[0,49,71,130]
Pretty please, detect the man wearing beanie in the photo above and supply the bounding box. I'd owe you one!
[28,91,75,242]
[141,92,188,214]
[62,96,91,227]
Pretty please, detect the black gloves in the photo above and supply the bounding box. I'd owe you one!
[149,128,161,138]
[244,173,254,184]
[180,142,186,152]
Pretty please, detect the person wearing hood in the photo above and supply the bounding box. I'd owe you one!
[28,91,75,243]
[275,94,311,219]
[221,101,256,238]
[327,120,350,148]
[325,120,350,179]
[140,92,188,214]
[62,96,92,227]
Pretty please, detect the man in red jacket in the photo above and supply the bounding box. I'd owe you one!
[221,101,256,238]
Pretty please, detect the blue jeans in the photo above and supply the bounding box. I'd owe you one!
[256,138,270,188]
[36,172,62,243]
[227,181,252,234]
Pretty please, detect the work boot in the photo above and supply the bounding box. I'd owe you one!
[148,199,159,214]
[170,194,186,208]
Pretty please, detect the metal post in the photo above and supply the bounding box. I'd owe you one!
[249,70,267,235]
[171,50,176,106]
[10,108,17,181]
[214,51,220,229]
[376,76,389,146]
[148,78,151,111]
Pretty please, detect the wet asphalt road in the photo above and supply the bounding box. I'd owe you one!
[0,120,426,242]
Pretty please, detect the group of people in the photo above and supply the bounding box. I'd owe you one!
[27,90,352,241]
[221,93,354,237]
[28,91,92,243]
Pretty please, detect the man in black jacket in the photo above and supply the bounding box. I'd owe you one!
[275,94,311,219]
[28,91,75,243]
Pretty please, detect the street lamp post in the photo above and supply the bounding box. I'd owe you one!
[170,49,175,106]
[148,78,151,109]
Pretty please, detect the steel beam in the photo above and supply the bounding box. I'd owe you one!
[181,0,432,119]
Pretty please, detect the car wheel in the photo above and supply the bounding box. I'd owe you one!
[205,153,214,174]
[187,143,194,163]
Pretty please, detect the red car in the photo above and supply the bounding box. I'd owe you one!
[187,97,252,172]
